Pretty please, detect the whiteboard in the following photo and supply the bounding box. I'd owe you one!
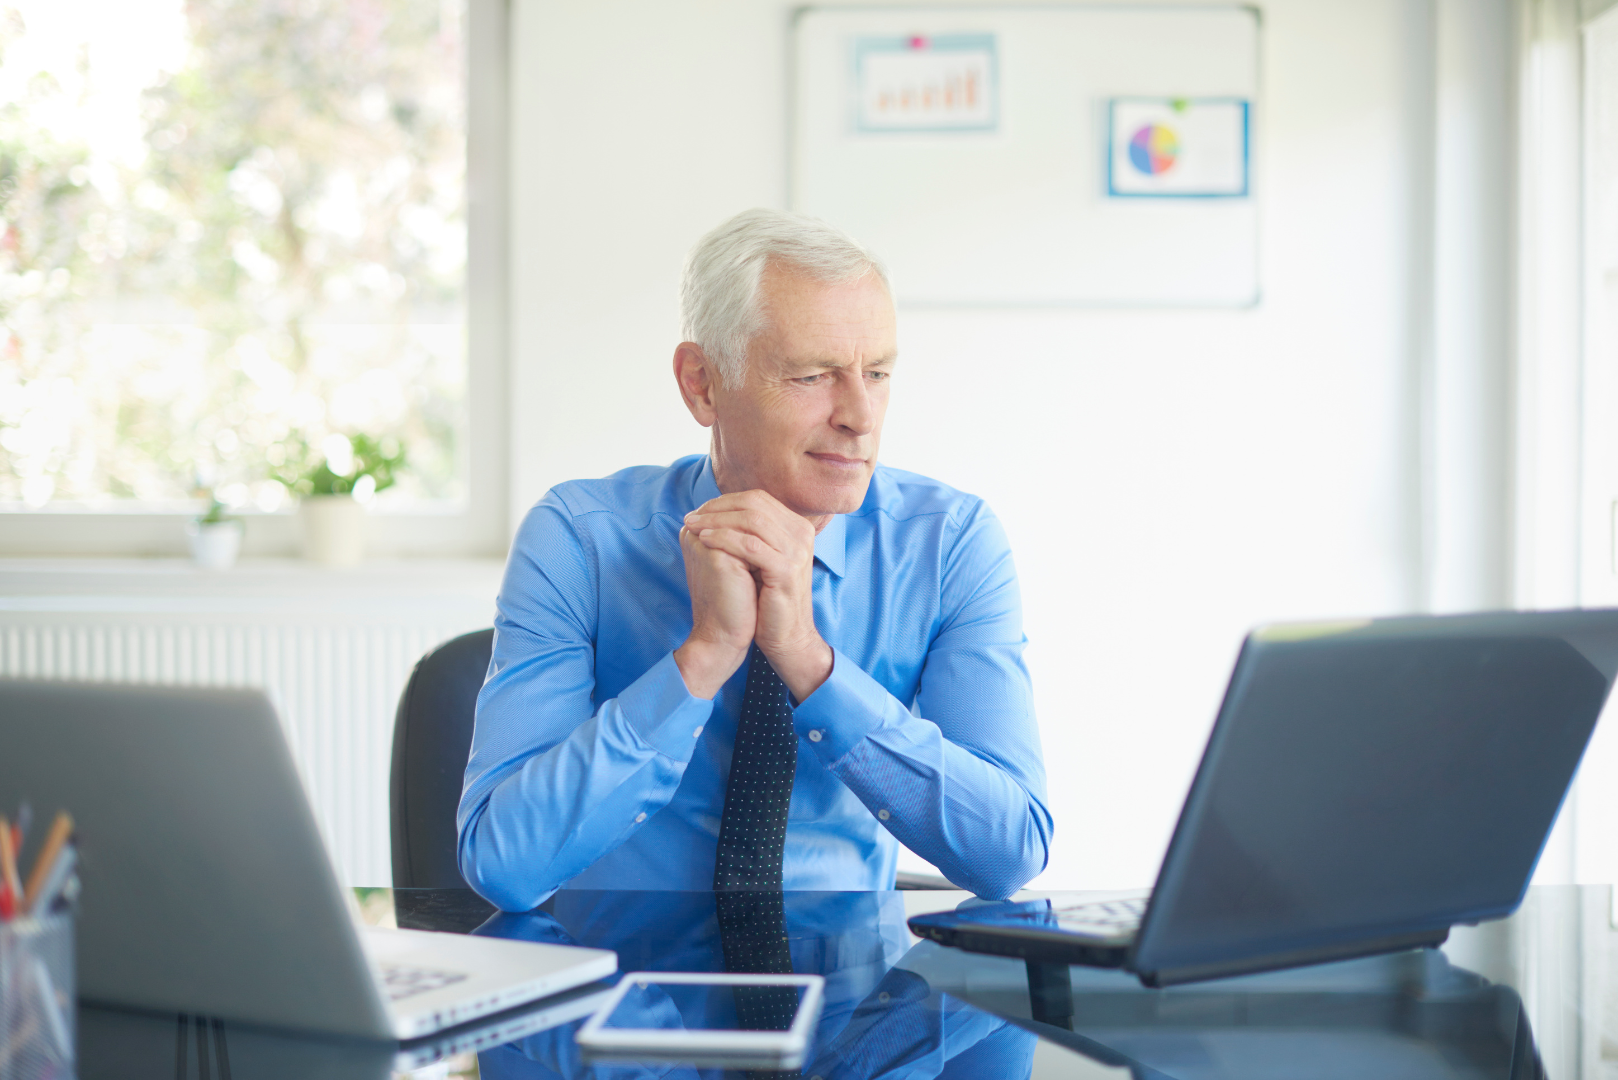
[791,6,1260,307]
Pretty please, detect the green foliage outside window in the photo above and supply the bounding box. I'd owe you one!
[270,432,406,498]
[0,0,465,508]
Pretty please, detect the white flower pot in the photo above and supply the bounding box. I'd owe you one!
[186,520,243,570]
[298,495,366,566]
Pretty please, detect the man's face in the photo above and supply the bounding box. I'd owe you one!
[708,265,897,523]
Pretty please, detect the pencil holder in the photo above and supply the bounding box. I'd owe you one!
[0,911,74,1079]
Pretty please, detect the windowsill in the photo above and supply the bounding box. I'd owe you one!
[0,510,509,561]
[0,557,505,614]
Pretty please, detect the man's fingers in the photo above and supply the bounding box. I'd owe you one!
[680,529,754,589]
[691,489,789,516]
[694,527,798,577]
[682,509,807,557]
[688,490,803,537]
[682,495,783,524]
[686,490,816,554]
[682,526,751,570]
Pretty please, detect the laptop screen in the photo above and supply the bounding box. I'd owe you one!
[1133,610,1618,983]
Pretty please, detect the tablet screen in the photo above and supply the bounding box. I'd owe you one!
[601,978,806,1032]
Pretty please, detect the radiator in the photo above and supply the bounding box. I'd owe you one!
[0,561,500,886]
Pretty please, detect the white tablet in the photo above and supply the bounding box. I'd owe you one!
[575,971,826,1070]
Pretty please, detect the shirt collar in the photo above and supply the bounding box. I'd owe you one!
[694,456,847,579]
[693,455,722,505]
[813,512,847,579]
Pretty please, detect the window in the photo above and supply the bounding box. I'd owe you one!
[1585,5,1618,599]
[0,0,507,555]
[1570,0,1618,892]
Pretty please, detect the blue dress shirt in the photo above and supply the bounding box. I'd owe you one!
[457,455,1051,909]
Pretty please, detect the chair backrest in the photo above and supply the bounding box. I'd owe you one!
[389,628,494,888]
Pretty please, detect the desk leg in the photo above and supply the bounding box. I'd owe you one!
[1025,960,1074,1030]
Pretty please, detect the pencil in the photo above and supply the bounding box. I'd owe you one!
[22,811,73,913]
[0,816,18,906]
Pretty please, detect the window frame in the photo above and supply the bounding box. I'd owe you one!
[0,0,510,559]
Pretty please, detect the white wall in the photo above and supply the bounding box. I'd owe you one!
[509,0,1450,888]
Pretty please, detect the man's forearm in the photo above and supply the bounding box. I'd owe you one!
[829,722,1051,898]
[793,651,1052,899]
[460,726,684,909]
[766,634,834,703]
[458,652,714,910]
[674,637,748,699]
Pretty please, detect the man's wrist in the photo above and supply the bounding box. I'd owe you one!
[762,636,835,704]
[674,637,747,700]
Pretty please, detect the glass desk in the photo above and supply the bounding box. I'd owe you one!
[75,885,1617,1079]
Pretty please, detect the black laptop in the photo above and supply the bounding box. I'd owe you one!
[909,609,1618,986]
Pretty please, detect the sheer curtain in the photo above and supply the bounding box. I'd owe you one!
[1571,2,1618,889]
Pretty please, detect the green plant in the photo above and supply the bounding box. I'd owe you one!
[270,433,407,499]
[196,498,236,525]
[0,0,465,505]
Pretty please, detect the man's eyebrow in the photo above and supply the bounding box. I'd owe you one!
[777,353,898,377]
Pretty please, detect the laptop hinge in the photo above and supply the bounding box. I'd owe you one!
[1137,926,1451,987]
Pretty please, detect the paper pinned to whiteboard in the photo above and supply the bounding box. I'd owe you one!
[1108,98,1250,198]
[853,34,998,134]
[794,6,1261,306]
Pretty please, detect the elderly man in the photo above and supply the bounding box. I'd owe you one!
[457,209,1050,911]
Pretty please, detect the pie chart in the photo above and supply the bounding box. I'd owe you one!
[1128,123,1180,176]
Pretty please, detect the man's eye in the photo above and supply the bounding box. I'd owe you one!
[867,370,890,381]
[795,374,825,385]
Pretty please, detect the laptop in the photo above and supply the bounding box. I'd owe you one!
[909,609,1618,986]
[0,681,617,1039]
[81,982,618,1078]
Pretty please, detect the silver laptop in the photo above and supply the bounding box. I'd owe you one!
[911,608,1618,985]
[0,681,616,1039]
[82,982,617,1077]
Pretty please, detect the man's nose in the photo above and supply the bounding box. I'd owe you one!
[830,374,877,436]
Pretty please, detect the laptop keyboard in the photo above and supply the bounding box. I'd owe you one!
[1050,896,1147,938]
[378,962,469,1002]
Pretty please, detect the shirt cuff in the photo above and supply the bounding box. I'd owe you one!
[792,647,895,763]
[616,650,716,761]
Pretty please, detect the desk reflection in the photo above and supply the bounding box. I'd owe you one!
[77,886,1607,1080]
[905,894,1572,1080]
[476,890,1043,1080]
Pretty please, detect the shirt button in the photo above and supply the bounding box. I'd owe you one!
[692,726,703,737]
[808,730,823,743]
[634,812,646,823]
[877,809,890,821]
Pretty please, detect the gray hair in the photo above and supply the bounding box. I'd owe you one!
[680,208,889,389]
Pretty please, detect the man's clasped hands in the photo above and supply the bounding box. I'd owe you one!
[671,490,835,704]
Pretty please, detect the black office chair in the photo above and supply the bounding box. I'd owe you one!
[389,628,494,889]
[388,626,957,892]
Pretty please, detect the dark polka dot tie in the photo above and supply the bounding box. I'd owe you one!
[714,645,799,1045]
[715,889,798,1030]
[714,643,797,891]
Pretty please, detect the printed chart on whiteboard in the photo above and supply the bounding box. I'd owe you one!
[854,34,998,133]
[1109,98,1249,198]
[792,6,1260,306]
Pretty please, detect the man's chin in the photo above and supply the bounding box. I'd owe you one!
[788,475,873,518]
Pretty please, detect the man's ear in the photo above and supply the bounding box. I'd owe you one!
[673,342,720,428]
